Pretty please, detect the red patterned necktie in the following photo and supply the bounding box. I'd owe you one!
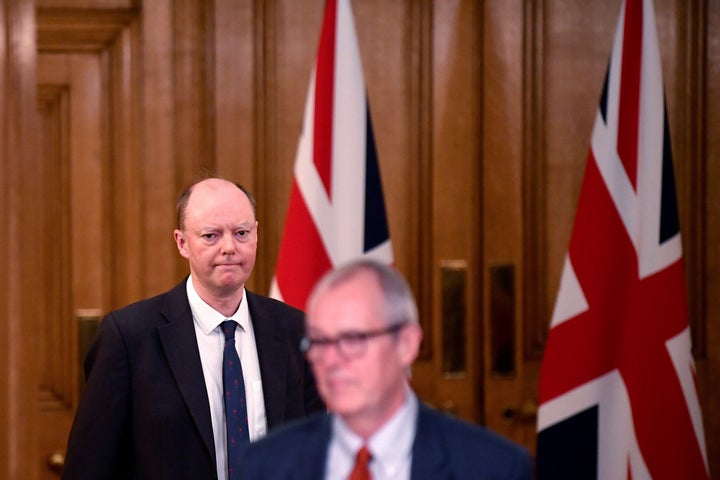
[348,445,372,480]
[220,320,249,479]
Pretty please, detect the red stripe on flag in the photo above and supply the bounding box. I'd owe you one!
[538,153,632,403]
[274,182,333,311]
[313,0,337,197]
[617,0,643,188]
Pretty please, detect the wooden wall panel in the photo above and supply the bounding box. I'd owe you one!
[482,0,528,439]
[140,0,179,297]
[673,1,709,357]
[36,68,75,479]
[405,0,434,360]
[108,21,144,306]
[68,53,105,309]
[37,84,72,412]
[430,0,482,421]
[211,0,257,231]
[37,0,132,7]
[1,1,41,478]
[173,0,212,185]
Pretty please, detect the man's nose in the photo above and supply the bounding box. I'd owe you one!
[220,232,236,253]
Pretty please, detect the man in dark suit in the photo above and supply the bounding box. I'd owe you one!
[62,177,324,480]
[239,259,533,480]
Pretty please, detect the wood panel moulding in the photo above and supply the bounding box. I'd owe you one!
[37,8,137,53]
[408,0,434,360]
[3,0,42,477]
[36,84,74,412]
[521,0,548,360]
[677,1,707,358]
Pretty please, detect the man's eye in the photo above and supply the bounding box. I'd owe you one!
[310,337,333,346]
[202,233,216,240]
[339,332,367,344]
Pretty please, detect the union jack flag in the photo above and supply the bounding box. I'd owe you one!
[270,0,393,311]
[536,0,709,479]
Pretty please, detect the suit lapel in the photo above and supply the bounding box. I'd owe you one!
[291,416,331,480]
[157,281,216,462]
[410,404,453,480]
[246,292,289,428]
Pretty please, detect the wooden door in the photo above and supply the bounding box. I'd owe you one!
[34,8,142,477]
[35,50,104,478]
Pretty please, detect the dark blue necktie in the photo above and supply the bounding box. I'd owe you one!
[220,320,249,478]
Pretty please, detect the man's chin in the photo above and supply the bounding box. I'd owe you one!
[322,392,361,415]
[214,274,247,293]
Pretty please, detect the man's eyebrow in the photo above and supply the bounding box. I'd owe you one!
[234,222,256,230]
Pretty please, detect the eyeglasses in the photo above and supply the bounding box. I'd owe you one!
[300,322,408,361]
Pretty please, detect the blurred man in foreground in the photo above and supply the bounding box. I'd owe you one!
[240,259,532,479]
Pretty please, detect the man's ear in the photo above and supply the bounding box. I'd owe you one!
[399,323,423,365]
[174,229,190,259]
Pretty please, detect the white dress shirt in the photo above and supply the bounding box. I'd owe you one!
[186,277,267,480]
[326,386,418,480]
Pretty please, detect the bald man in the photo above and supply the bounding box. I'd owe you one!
[63,177,324,480]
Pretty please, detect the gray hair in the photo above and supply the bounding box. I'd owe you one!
[308,259,419,327]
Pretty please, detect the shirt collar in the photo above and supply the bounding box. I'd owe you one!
[185,275,250,334]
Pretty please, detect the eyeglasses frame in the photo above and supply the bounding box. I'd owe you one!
[300,321,409,360]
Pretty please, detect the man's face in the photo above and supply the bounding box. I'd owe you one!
[174,179,258,300]
[306,271,421,429]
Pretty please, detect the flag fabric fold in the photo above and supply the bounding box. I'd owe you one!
[270,0,393,311]
[536,0,709,479]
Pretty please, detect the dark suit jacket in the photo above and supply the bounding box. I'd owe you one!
[239,403,533,480]
[62,279,324,480]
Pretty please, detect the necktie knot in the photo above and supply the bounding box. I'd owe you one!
[349,445,372,480]
[221,320,237,341]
